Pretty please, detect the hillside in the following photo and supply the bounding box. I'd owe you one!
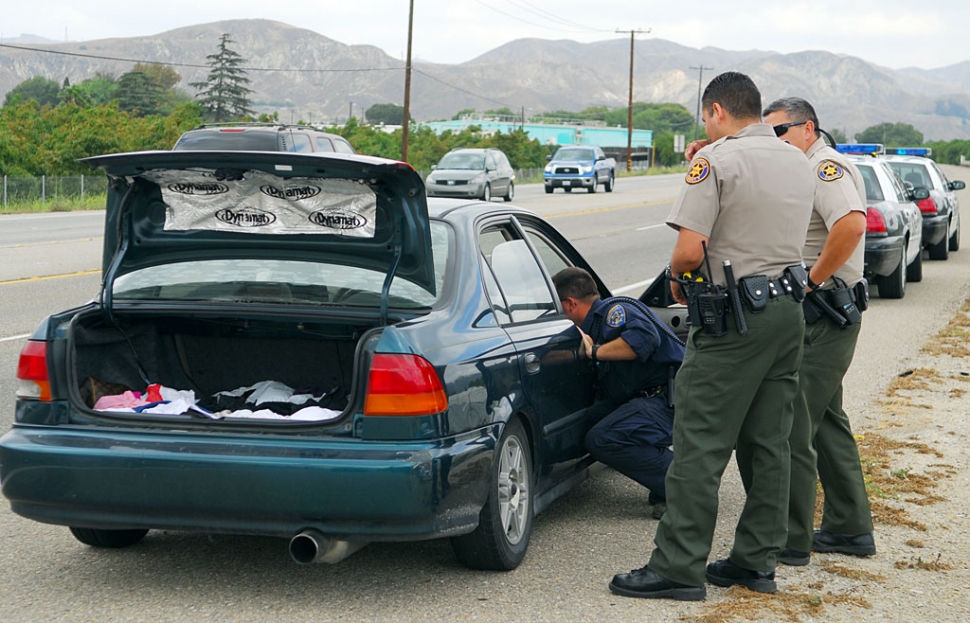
[3,18,970,140]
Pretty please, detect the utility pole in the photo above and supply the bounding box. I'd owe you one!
[401,0,415,162]
[690,65,713,141]
[617,29,649,172]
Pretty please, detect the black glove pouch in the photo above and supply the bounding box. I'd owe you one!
[739,275,769,313]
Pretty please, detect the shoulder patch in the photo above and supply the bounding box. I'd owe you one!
[817,160,845,182]
[607,304,627,328]
[686,158,711,185]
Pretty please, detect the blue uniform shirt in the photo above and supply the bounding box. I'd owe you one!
[581,297,685,403]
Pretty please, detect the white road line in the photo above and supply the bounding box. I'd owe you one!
[0,333,30,343]
[613,278,656,294]
[635,223,665,231]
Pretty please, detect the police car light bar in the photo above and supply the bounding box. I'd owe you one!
[886,147,933,156]
[835,143,886,155]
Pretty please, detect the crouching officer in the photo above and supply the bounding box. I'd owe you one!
[762,97,875,565]
[553,267,685,519]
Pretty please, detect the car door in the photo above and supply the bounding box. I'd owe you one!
[484,152,505,197]
[479,218,595,483]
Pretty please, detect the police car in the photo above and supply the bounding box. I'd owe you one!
[837,144,928,299]
[883,148,963,260]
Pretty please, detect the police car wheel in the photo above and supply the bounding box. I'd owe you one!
[876,247,906,299]
[69,527,149,548]
[949,224,960,251]
[906,247,923,282]
[928,234,949,260]
[451,417,533,570]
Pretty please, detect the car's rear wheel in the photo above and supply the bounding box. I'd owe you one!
[906,247,923,282]
[504,181,514,202]
[451,417,533,570]
[69,527,148,548]
[950,222,961,251]
[876,247,907,299]
[605,173,615,192]
[482,183,491,202]
[928,232,950,260]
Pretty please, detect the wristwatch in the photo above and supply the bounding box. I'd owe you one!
[807,275,825,290]
[591,344,601,361]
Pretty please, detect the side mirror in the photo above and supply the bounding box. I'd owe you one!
[430,165,437,171]
[950,180,966,191]
[911,187,931,200]
[545,154,552,161]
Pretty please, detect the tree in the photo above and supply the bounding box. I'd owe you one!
[828,128,848,144]
[3,76,61,108]
[366,103,404,125]
[134,63,182,91]
[189,33,255,122]
[115,71,163,116]
[855,122,923,147]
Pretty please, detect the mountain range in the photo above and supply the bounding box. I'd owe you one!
[3,18,970,141]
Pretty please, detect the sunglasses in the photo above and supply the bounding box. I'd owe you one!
[773,120,807,137]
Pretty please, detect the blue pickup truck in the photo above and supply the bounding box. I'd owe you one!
[543,146,616,194]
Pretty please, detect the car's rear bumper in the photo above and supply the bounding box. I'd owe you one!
[921,214,948,246]
[864,235,905,276]
[0,423,498,540]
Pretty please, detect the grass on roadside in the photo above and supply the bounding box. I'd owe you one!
[0,194,106,215]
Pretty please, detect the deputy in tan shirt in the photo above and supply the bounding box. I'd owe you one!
[609,71,815,601]
[762,97,875,567]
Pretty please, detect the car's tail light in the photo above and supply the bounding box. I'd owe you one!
[16,340,52,401]
[363,354,448,416]
[916,197,938,215]
[866,208,887,234]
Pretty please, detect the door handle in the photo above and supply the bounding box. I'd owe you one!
[523,352,541,374]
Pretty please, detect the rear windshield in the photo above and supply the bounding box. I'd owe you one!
[111,221,451,310]
[856,164,884,202]
[174,130,280,151]
[887,162,930,189]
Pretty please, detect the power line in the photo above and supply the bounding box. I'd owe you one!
[500,0,613,32]
[470,0,605,33]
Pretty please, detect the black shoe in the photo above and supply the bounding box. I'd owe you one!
[778,548,810,566]
[812,530,876,557]
[651,501,667,520]
[705,558,777,593]
[609,565,706,601]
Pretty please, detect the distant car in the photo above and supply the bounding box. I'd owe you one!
[425,147,515,202]
[884,151,963,260]
[0,149,685,571]
[850,155,928,299]
[173,123,356,154]
[543,145,616,194]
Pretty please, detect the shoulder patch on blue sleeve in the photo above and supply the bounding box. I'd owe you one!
[607,304,626,328]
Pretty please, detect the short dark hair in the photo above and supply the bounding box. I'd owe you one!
[701,71,762,121]
[763,97,821,138]
[553,267,599,302]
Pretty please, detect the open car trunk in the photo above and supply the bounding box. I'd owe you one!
[70,310,378,425]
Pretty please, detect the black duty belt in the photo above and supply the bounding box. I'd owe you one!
[767,275,798,298]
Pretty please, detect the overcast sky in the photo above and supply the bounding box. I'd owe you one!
[1,0,965,71]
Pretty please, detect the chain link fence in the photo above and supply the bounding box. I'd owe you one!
[2,175,109,208]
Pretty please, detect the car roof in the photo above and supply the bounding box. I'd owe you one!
[82,150,435,312]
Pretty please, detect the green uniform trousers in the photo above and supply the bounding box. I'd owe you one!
[648,296,804,586]
[781,318,872,552]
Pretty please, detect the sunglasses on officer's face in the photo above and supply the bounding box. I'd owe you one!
[773,120,807,137]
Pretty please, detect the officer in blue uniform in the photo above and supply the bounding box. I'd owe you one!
[553,267,685,518]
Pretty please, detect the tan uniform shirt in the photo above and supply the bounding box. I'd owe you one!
[667,123,815,286]
[804,138,867,287]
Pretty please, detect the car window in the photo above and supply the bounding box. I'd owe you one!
[480,256,512,325]
[555,149,595,161]
[333,138,356,154]
[111,221,450,310]
[487,239,556,323]
[173,130,279,151]
[888,162,930,189]
[883,164,907,202]
[857,165,884,202]
[523,227,570,278]
[314,137,335,152]
[438,152,485,170]
[289,133,313,153]
[485,154,497,170]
